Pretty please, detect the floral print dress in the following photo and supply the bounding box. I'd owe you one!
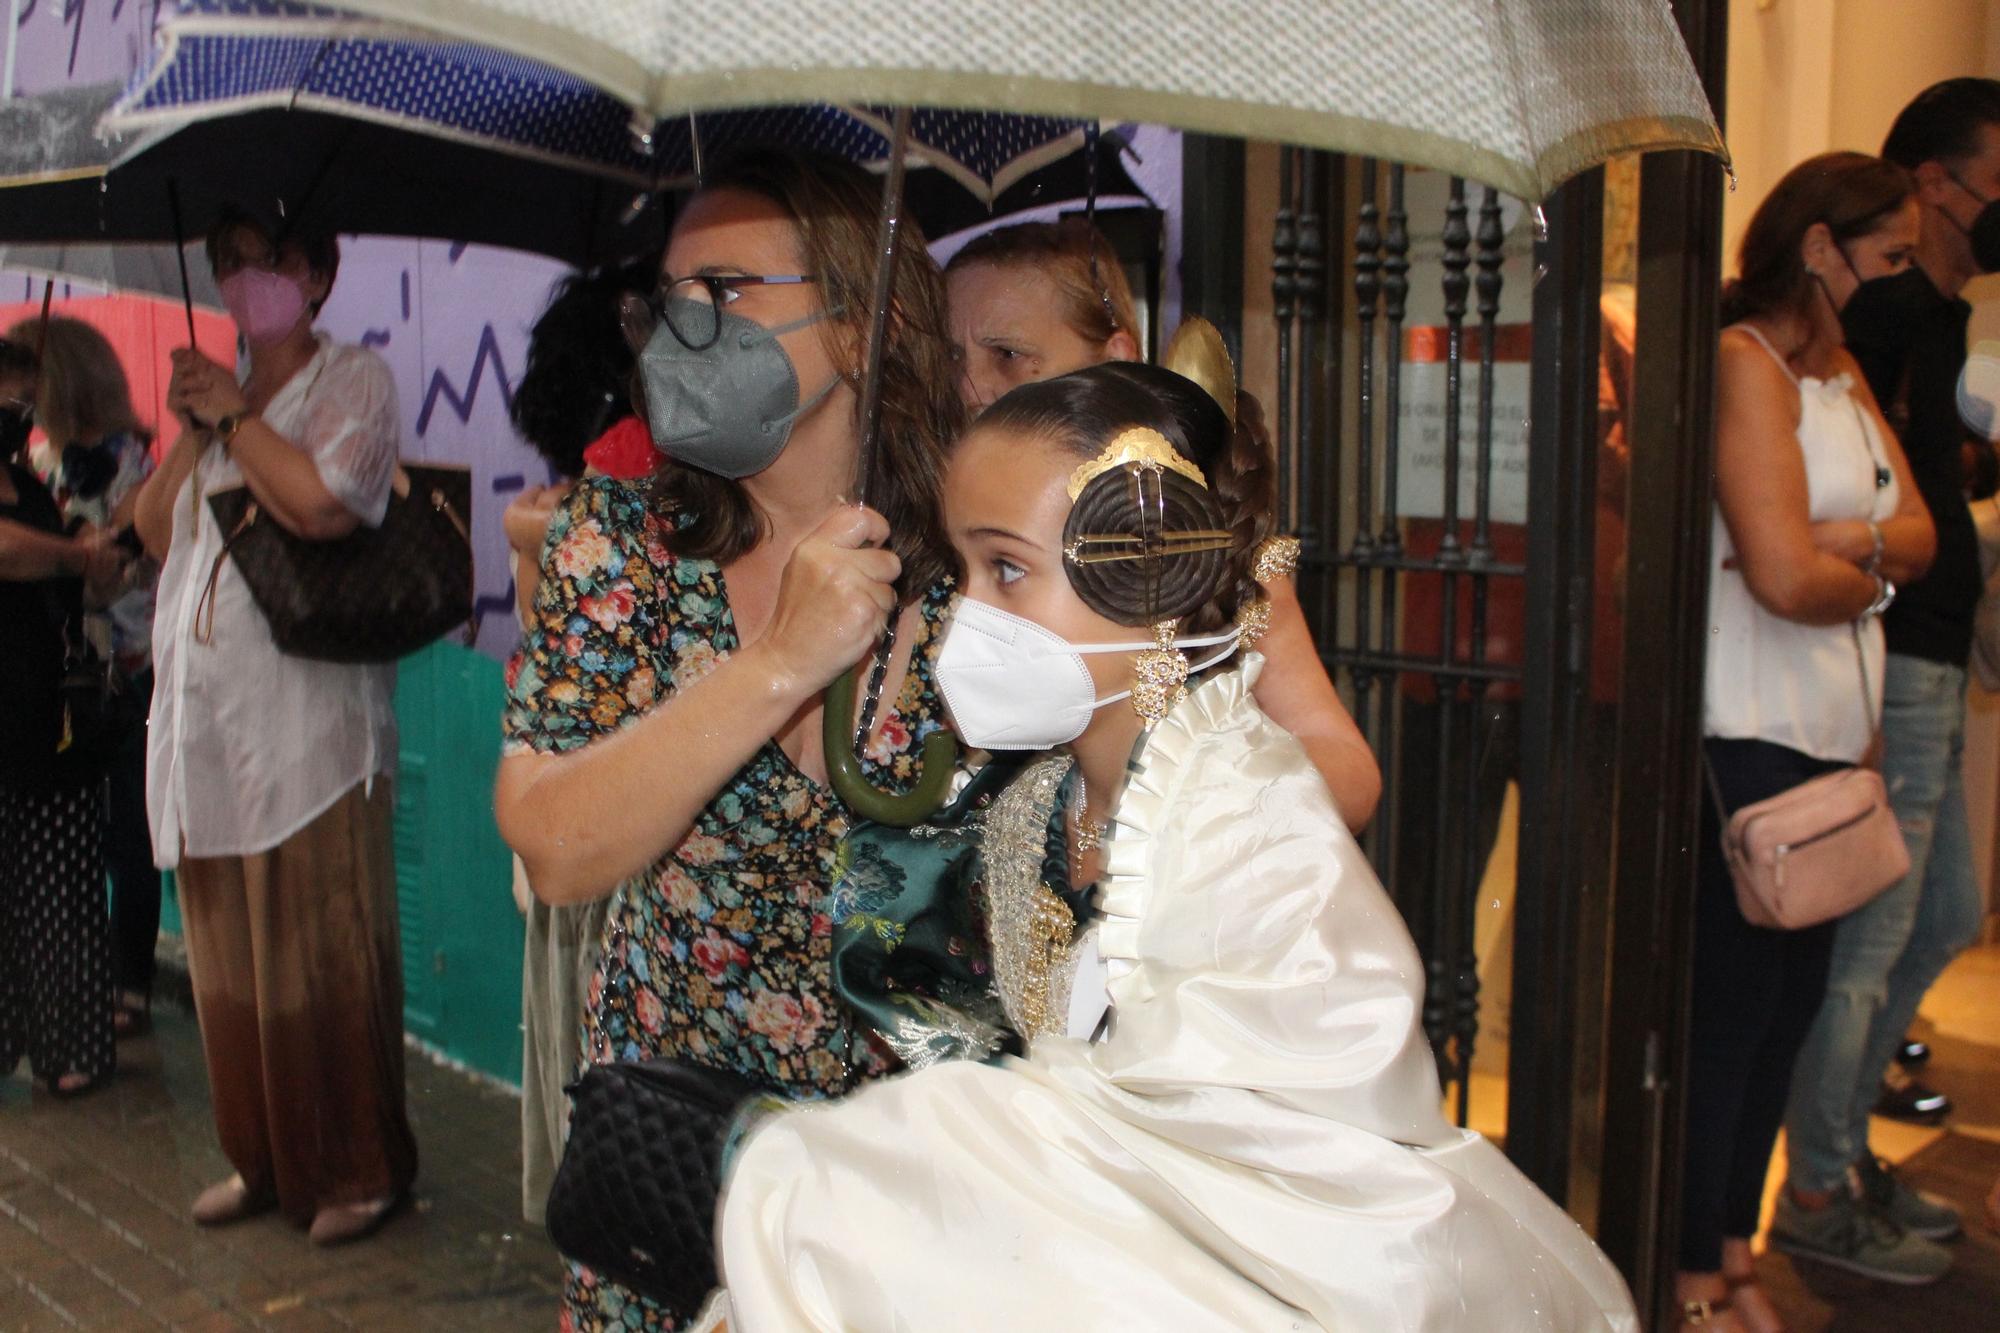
[502,478,952,1333]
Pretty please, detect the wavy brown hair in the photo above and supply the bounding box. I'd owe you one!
[1720,152,1915,327]
[649,149,962,598]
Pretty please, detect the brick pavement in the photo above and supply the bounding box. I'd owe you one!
[1,1003,562,1332]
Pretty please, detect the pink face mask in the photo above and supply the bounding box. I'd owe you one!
[219,268,310,346]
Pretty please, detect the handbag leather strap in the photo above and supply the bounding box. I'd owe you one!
[192,503,258,646]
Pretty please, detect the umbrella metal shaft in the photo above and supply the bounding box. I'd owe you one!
[851,104,913,505]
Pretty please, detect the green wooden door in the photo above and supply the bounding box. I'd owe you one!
[390,640,524,1083]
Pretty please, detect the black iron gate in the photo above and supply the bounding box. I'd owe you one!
[1268,148,1535,1130]
[1270,152,1532,1129]
[1184,2,1727,1308]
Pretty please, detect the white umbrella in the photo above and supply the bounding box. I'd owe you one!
[0,241,225,309]
[324,0,1725,200]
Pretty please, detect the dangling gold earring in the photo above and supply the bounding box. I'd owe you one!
[1130,620,1190,725]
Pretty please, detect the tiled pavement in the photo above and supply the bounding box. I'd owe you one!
[1,1002,562,1332]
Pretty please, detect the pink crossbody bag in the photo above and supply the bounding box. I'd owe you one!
[1706,626,1909,930]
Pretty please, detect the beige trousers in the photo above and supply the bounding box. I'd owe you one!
[178,779,417,1223]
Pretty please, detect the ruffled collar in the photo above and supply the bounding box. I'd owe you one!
[1093,656,1264,994]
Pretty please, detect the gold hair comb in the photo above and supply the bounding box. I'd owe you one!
[1066,426,1208,500]
[1161,317,1237,428]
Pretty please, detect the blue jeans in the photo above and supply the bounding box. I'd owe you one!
[1784,654,1986,1192]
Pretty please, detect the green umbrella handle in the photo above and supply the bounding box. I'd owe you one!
[824,664,959,827]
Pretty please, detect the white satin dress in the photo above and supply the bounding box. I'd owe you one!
[708,661,1638,1332]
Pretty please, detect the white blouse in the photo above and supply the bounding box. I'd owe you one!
[1704,326,1896,763]
[147,335,401,865]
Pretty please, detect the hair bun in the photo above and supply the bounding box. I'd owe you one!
[1062,465,1229,625]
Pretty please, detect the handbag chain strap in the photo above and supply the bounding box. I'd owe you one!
[1843,393,1887,747]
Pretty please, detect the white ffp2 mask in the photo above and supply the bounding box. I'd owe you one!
[936,597,1240,750]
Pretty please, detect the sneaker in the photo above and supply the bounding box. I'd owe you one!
[1770,1188,1952,1284]
[1854,1153,1963,1240]
[1876,1076,1952,1124]
[1896,1037,1932,1070]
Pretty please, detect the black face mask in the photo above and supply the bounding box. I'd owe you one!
[1837,265,1937,352]
[59,440,119,499]
[1947,172,2000,274]
[0,405,30,462]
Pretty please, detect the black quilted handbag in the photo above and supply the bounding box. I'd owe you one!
[199,463,472,663]
[543,1059,763,1317]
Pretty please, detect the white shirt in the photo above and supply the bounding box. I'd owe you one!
[147,335,401,866]
[1705,326,1897,763]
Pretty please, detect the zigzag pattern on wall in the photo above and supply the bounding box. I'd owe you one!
[415,322,514,438]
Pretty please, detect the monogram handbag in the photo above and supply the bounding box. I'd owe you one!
[543,1059,765,1317]
[199,463,472,663]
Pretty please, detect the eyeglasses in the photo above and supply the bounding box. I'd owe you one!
[647,273,815,351]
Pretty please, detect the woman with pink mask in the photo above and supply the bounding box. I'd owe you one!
[132,209,414,1248]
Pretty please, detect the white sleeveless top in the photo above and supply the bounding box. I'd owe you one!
[1704,325,1894,762]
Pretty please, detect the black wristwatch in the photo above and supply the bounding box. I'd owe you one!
[212,412,251,448]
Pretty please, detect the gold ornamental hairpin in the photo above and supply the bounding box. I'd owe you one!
[1066,426,1208,500]
[1161,317,1237,427]
[1065,528,1235,565]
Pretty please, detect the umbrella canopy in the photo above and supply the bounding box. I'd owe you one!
[94,2,1107,238]
[327,0,1726,200]
[0,83,134,241]
[0,242,226,309]
[0,76,666,262]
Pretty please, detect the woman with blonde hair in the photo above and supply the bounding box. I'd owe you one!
[0,331,123,1099]
[8,315,161,1040]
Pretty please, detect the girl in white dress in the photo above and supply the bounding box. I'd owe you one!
[705,355,1638,1332]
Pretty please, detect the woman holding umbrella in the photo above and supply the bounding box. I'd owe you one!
[497,148,964,1330]
[133,209,416,1247]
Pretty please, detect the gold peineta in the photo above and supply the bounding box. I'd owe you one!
[1161,317,1237,427]
[1066,426,1209,501]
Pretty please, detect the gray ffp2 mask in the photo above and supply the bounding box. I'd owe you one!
[638,298,839,479]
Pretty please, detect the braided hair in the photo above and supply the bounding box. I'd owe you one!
[973,361,1275,635]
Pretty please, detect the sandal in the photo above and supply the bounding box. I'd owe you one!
[47,1070,108,1099]
[1722,1273,1784,1333]
[308,1191,409,1246]
[113,994,151,1039]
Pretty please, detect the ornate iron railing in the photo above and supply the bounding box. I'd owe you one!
[1269,151,1528,1126]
